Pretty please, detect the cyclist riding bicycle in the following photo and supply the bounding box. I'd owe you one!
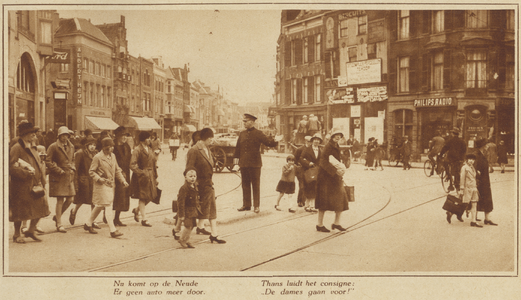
[428,130,446,175]
[439,127,467,192]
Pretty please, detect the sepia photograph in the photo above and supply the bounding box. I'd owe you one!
[2,1,520,299]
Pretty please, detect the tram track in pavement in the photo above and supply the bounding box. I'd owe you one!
[79,166,513,272]
[241,178,514,271]
[83,176,457,272]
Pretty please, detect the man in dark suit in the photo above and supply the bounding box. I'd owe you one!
[400,135,412,170]
[439,127,467,191]
[234,113,279,213]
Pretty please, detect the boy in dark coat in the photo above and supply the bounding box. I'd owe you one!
[177,168,201,248]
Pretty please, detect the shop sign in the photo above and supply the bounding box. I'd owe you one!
[346,59,381,85]
[339,10,366,20]
[46,48,71,63]
[357,86,387,102]
[75,47,83,105]
[90,110,108,116]
[413,97,454,107]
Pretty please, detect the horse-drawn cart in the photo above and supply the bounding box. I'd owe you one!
[210,134,238,173]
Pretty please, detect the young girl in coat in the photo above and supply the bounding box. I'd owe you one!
[274,155,296,212]
[458,153,481,227]
[85,138,128,238]
[177,168,201,248]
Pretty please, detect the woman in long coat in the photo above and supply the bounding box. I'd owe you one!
[10,122,50,243]
[46,126,76,232]
[130,131,158,227]
[69,137,97,226]
[365,137,375,170]
[315,129,349,232]
[85,137,128,237]
[474,137,498,226]
[299,135,322,211]
[112,126,132,226]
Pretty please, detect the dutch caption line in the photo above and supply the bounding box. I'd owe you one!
[113,279,204,296]
[261,279,355,297]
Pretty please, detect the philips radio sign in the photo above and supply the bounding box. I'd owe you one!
[413,97,455,107]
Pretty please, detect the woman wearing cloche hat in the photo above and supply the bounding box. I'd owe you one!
[315,128,349,233]
[46,126,76,233]
[86,137,129,238]
[10,122,50,243]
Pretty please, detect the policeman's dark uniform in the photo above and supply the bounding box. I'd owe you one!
[234,114,278,212]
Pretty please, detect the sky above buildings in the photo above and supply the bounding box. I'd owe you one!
[57,8,281,105]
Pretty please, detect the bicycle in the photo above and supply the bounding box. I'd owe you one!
[387,146,402,167]
[424,156,443,177]
[440,163,453,193]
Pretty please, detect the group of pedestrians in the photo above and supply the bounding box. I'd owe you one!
[9,120,160,243]
[423,128,501,228]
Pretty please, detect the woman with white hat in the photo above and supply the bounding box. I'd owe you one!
[315,128,349,232]
[46,126,76,233]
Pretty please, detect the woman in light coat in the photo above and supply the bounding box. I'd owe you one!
[85,137,128,238]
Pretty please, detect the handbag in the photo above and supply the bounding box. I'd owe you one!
[152,188,162,204]
[304,166,318,183]
[442,194,467,215]
[344,185,355,202]
[31,185,45,198]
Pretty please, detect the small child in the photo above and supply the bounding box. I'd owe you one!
[275,154,297,212]
[177,168,202,248]
[459,153,481,227]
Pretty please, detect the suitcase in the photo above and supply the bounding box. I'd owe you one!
[442,194,467,215]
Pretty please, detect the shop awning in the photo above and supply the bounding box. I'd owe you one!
[182,124,197,132]
[129,116,161,130]
[85,116,119,131]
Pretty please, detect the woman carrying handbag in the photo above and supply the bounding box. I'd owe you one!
[300,134,322,212]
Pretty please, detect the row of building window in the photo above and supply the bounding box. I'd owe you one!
[396,50,515,93]
[398,10,515,40]
[82,82,112,109]
[284,33,322,67]
[80,59,112,79]
[284,75,322,105]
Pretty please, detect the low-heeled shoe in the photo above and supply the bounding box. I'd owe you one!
[110,231,124,238]
[470,222,483,228]
[316,225,330,233]
[484,220,498,226]
[196,227,211,235]
[332,224,347,231]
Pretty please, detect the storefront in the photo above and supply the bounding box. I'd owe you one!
[327,85,387,144]
[414,97,457,153]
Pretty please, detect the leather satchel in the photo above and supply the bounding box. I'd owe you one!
[304,167,318,183]
[31,185,45,198]
[442,194,467,215]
